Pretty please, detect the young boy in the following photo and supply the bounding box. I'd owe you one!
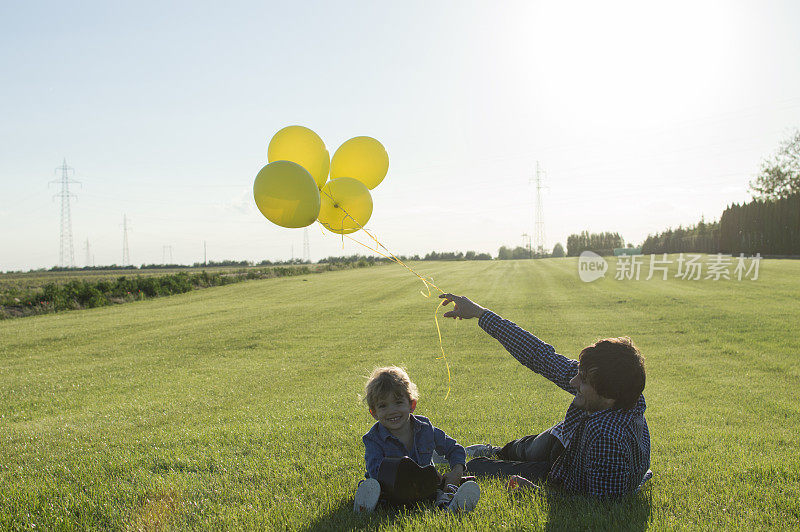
[354,366,480,513]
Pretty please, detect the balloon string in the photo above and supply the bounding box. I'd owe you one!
[342,231,450,400]
[360,226,443,296]
[318,188,451,399]
[319,188,443,295]
[340,232,398,262]
[345,233,440,297]
[434,300,451,400]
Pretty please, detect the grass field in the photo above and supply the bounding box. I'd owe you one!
[1,258,799,530]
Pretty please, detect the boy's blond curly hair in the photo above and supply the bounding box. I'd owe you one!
[363,366,420,411]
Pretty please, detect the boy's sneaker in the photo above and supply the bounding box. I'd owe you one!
[466,443,502,458]
[353,478,381,513]
[447,480,480,513]
[434,488,454,508]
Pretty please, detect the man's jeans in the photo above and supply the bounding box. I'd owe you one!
[466,427,565,481]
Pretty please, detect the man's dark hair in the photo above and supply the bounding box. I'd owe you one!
[578,336,645,410]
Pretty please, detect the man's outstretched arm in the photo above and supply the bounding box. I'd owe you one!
[439,293,577,394]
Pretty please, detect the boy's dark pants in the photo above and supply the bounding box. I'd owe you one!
[367,457,477,507]
[466,428,565,482]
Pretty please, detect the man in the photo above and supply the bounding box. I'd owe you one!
[439,293,651,497]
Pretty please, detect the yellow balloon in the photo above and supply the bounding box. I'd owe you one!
[318,177,373,234]
[253,161,321,228]
[330,136,389,189]
[268,125,330,189]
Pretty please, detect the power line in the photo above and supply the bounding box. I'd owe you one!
[49,158,80,267]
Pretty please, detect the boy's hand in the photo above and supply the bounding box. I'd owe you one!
[443,464,466,487]
[439,294,487,320]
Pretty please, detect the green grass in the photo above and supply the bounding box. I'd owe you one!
[1,258,799,530]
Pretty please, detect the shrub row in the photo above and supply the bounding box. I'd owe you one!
[1,261,375,319]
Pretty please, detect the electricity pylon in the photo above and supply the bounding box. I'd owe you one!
[531,162,547,257]
[121,215,131,266]
[50,159,80,267]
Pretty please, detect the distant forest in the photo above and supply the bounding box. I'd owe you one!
[589,130,800,257]
[642,193,800,255]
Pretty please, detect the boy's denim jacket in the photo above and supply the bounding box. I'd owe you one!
[362,414,466,479]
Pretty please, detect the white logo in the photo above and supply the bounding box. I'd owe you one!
[578,251,608,283]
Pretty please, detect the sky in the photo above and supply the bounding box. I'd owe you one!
[2,0,800,271]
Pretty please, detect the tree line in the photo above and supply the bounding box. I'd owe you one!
[717,193,800,255]
[641,219,719,255]
[636,130,800,256]
[320,252,493,262]
[566,231,623,256]
[642,194,800,256]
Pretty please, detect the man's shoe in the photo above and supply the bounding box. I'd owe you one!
[506,474,535,491]
[447,480,480,513]
[353,478,381,513]
[506,475,544,499]
[466,443,502,458]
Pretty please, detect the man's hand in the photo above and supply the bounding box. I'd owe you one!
[439,293,487,320]
[442,464,466,487]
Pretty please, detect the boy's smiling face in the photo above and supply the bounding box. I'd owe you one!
[370,393,417,433]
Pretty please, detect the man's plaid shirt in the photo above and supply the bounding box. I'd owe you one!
[479,311,651,497]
